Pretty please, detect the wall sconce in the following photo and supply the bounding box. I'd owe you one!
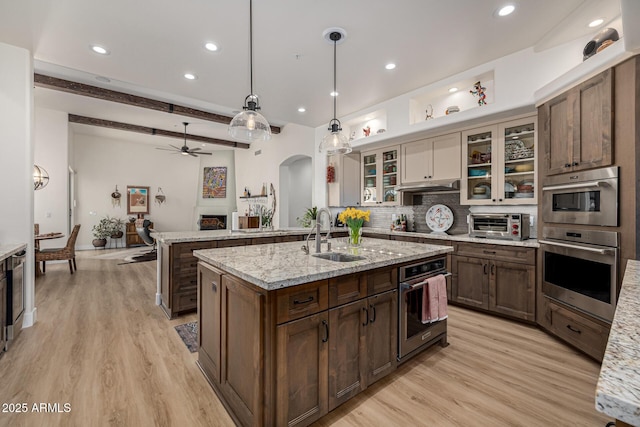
[33,165,49,191]
[155,187,166,206]
[111,185,122,207]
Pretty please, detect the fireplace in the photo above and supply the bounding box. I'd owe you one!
[199,215,227,230]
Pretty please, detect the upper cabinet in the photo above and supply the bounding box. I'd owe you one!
[401,133,461,184]
[361,146,400,206]
[538,69,613,176]
[328,153,361,207]
[461,116,537,205]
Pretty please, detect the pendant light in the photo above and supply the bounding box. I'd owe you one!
[319,28,352,155]
[228,0,271,143]
[33,164,49,191]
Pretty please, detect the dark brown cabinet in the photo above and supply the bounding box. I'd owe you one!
[197,262,222,383]
[365,290,397,386]
[0,261,6,354]
[452,243,535,322]
[125,221,153,247]
[539,69,613,176]
[276,311,329,427]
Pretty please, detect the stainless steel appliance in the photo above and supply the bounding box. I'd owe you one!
[468,213,530,241]
[6,250,25,348]
[542,166,618,227]
[539,226,618,322]
[398,256,449,363]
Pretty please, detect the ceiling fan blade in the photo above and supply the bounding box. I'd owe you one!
[169,144,183,150]
[188,152,198,157]
[197,152,213,156]
[189,147,202,151]
[156,147,177,151]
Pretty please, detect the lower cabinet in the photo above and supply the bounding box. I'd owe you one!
[451,243,535,322]
[197,262,399,427]
[0,262,6,354]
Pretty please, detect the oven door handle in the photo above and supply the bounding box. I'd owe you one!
[538,240,614,255]
[400,272,451,290]
[542,181,610,191]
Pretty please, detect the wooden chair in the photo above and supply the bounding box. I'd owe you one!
[34,223,40,250]
[36,224,81,274]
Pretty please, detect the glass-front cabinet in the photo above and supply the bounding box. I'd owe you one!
[461,116,537,205]
[361,146,400,205]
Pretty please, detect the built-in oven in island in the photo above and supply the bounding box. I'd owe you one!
[540,226,618,322]
[398,256,450,363]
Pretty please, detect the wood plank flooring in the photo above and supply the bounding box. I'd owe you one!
[0,249,611,426]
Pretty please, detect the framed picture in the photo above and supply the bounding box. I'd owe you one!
[127,186,150,214]
[202,166,227,198]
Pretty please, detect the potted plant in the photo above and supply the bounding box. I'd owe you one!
[259,205,274,230]
[91,217,112,248]
[296,206,318,228]
[109,216,126,239]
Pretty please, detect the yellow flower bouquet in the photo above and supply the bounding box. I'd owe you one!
[338,207,370,246]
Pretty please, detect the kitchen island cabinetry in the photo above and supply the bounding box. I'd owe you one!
[451,242,535,322]
[538,68,613,176]
[194,239,451,427]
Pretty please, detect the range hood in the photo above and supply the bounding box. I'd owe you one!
[394,179,460,192]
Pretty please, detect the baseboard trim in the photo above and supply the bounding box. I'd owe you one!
[22,307,37,328]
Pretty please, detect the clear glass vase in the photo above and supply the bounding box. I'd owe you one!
[348,227,363,247]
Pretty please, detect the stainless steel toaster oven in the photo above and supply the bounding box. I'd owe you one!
[468,213,530,241]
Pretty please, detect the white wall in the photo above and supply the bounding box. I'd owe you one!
[286,157,312,227]
[193,150,237,229]
[234,123,315,227]
[0,42,35,327]
[34,108,69,249]
[73,133,202,248]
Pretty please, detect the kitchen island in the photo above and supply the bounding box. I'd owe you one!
[193,238,452,427]
[596,260,640,426]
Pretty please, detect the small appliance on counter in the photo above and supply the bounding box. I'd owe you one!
[334,213,345,227]
[468,213,530,241]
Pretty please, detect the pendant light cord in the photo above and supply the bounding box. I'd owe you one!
[249,0,254,96]
[332,37,337,120]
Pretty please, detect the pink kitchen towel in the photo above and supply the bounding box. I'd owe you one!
[434,274,448,320]
[421,278,439,324]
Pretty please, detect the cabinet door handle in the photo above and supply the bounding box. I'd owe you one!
[362,307,369,326]
[572,162,579,166]
[293,296,314,305]
[483,250,496,255]
[564,163,571,168]
[483,264,488,275]
[322,320,329,343]
[566,324,582,334]
[369,304,376,323]
[492,199,496,202]
[211,281,217,292]
[491,264,495,275]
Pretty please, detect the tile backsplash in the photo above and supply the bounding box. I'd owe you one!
[331,193,538,238]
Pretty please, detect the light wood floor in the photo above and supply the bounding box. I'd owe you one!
[0,249,610,427]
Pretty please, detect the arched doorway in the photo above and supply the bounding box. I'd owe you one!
[279,155,312,228]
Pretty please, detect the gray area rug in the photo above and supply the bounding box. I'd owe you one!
[174,322,198,353]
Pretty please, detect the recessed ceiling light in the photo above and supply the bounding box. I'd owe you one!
[205,42,219,52]
[184,73,197,80]
[589,18,604,28]
[449,87,458,93]
[330,91,338,97]
[385,63,396,70]
[298,107,306,113]
[498,5,515,16]
[91,45,109,55]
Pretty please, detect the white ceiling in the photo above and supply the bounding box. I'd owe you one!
[0,0,622,144]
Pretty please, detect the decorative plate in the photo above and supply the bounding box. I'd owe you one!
[425,204,454,233]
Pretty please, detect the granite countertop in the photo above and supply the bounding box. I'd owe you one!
[193,238,453,290]
[0,243,28,261]
[153,227,538,248]
[596,260,640,425]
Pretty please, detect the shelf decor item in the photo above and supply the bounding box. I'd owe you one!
[470,81,487,106]
[127,186,150,215]
[155,187,166,205]
[338,207,370,248]
[111,185,121,207]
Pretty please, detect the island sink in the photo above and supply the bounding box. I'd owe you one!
[312,252,365,262]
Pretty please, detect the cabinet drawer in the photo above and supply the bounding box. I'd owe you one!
[174,291,198,312]
[367,267,397,296]
[329,274,366,308]
[276,280,328,324]
[455,242,534,265]
[547,300,609,361]
[217,238,250,248]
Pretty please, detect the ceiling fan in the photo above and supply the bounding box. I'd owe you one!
[156,122,212,157]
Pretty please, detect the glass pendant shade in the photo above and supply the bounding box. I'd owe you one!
[229,96,272,142]
[319,119,351,155]
[33,164,49,191]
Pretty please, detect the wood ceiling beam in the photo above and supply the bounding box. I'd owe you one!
[68,114,251,149]
[35,73,281,134]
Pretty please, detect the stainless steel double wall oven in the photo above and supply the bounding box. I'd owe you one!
[540,166,619,322]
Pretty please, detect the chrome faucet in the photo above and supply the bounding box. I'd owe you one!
[302,207,332,254]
